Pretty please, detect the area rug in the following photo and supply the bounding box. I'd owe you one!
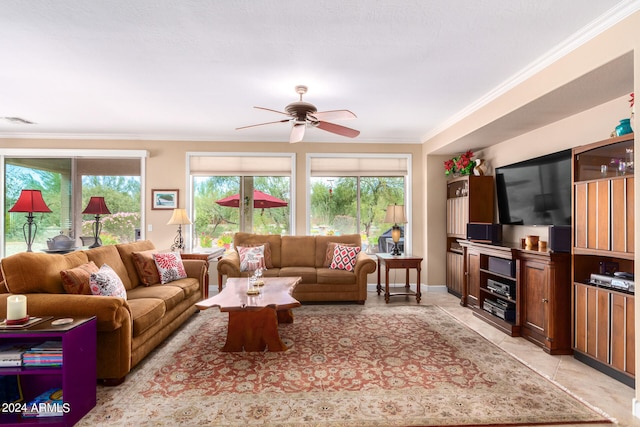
[78,305,612,426]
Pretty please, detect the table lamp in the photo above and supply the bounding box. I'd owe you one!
[168,208,192,251]
[9,189,52,252]
[384,204,406,256]
[82,196,111,248]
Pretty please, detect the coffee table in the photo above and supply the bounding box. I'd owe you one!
[196,276,302,352]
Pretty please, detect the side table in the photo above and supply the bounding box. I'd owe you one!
[376,253,423,303]
[0,316,96,426]
[181,249,224,299]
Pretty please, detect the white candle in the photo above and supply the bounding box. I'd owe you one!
[7,295,27,320]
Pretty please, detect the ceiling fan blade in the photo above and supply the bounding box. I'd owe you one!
[315,121,360,138]
[311,109,357,121]
[236,119,290,130]
[254,106,291,116]
[290,123,306,143]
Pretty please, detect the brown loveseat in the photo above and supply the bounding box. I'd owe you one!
[0,240,207,385]
[217,233,376,303]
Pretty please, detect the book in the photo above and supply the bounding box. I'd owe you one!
[29,341,63,351]
[22,388,68,418]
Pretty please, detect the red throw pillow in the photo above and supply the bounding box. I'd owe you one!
[60,261,99,295]
[324,242,357,267]
[132,250,160,286]
[329,245,361,272]
[238,245,267,272]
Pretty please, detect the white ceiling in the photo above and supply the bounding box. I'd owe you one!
[0,1,636,148]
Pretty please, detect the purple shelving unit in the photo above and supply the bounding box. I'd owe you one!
[0,317,96,426]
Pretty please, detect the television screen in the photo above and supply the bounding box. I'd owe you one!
[495,149,572,226]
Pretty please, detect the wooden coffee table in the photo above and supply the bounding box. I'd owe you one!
[196,276,302,352]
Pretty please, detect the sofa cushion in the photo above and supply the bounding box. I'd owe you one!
[238,245,266,272]
[330,245,361,272]
[279,266,317,284]
[233,233,282,268]
[2,251,89,294]
[160,277,201,299]
[85,245,133,290]
[116,240,157,288]
[127,283,184,311]
[315,234,361,267]
[131,250,160,286]
[323,242,358,267]
[90,264,128,299]
[317,267,357,285]
[237,243,273,269]
[282,236,316,267]
[60,261,99,295]
[126,297,166,337]
[153,252,187,284]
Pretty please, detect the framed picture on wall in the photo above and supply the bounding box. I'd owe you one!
[152,189,179,210]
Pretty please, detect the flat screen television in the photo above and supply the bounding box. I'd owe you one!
[495,149,572,226]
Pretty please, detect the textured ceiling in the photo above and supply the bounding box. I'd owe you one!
[0,0,635,147]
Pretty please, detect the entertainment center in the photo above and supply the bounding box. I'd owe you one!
[446,132,635,383]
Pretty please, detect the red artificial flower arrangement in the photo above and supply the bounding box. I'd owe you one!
[444,150,475,176]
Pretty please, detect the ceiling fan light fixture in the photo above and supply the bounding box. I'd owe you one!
[237,84,359,143]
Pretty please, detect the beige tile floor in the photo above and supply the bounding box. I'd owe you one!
[370,285,639,427]
[208,282,639,426]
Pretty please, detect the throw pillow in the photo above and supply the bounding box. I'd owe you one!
[60,261,99,295]
[329,245,361,272]
[131,249,160,286]
[238,245,266,272]
[324,242,358,267]
[153,252,187,284]
[238,243,273,268]
[89,264,127,299]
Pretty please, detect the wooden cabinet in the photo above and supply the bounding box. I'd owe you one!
[460,240,572,350]
[518,250,572,354]
[572,133,635,386]
[446,175,494,297]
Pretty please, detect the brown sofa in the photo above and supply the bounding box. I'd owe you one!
[217,233,376,303]
[0,240,207,385]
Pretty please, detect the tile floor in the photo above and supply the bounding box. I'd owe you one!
[371,285,639,427]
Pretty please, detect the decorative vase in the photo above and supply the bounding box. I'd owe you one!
[615,118,633,137]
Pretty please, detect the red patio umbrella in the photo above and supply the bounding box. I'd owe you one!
[215,189,288,208]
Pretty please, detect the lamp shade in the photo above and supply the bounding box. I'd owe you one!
[384,204,406,224]
[9,190,52,213]
[82,197,111,215]
[167,208,192,225]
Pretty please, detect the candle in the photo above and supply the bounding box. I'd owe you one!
[7,295,27,321]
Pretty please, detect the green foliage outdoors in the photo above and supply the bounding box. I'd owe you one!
[5,164,140,252]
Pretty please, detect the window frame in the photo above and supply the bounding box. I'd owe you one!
[306,153,412,254]
[1,148,147,258]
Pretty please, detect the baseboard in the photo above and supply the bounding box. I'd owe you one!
[366,284,447,292]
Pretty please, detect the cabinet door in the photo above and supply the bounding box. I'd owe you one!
[611,293,635,376]
[611,177,634,253]
[446,251,463,295]
[467,250,480,307]
[522,260,548,337]
[446,197,468,236]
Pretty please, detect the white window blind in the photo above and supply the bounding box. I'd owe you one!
[189,155,293,176]
[309,156,408,177]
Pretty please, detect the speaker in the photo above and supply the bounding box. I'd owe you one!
[466,223,502,243]
[549,225,571,253]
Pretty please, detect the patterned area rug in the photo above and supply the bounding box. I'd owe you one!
[79,305,612,426]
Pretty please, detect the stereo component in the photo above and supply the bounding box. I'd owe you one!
[487,278,515,299]
[466,223,502,244]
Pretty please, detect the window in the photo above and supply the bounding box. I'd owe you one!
[2,150,145,257]
[188,153,294,250]
[308,154,410,253]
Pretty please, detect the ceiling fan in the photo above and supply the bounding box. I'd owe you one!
[236,85,360,143]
